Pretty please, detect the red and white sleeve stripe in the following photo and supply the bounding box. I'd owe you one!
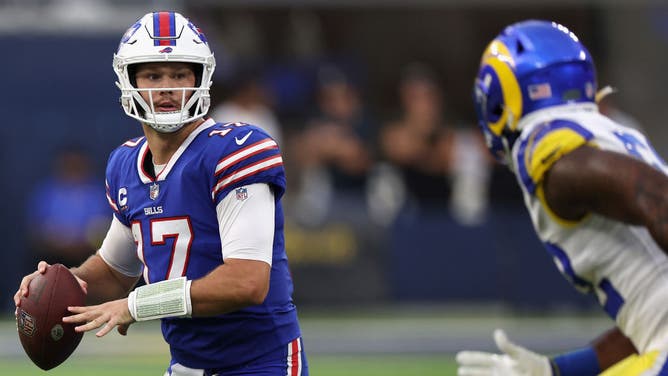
[214,139,278,176]
[286,337,303,376]
[211,138,283,200]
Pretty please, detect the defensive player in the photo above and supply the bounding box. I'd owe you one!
[457,20,668,375]
[15,11,308,376]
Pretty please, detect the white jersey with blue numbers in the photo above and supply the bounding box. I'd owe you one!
[511,103,668,353]
[104,118,301,369]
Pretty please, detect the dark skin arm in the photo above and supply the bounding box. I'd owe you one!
[542,145,668,365]
[590,327,638,371]
[544,145,668,250]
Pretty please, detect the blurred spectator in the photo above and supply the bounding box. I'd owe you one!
[290,64,376,224]
[24,145,108,267]
[377,63,456,218]
[211,67,283,145]
[375,63,491,225]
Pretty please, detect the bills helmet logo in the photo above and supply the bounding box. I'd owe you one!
[188,21,208,44]
[159,47,173,53]
[120,21,141,45]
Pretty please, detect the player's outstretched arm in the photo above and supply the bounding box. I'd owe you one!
[543,145,668,251]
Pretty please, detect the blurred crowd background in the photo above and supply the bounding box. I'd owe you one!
[1,0,667,314]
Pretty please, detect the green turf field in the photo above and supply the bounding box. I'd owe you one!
[1,307,610,375]
[1,354,457,375]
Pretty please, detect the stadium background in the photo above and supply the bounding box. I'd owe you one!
[0,0,666,374]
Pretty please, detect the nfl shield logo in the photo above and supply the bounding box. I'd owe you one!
[149,183,160,200]
[235,187,248,201]
[18,310,36,337]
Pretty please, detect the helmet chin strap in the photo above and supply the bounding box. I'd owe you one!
[144,111,189,133]
[141,88,194,133]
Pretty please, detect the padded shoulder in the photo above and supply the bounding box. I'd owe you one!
[204,122,286,203]
[515,119,594,194]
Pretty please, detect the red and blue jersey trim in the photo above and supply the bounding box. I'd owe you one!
[153,11,177,46]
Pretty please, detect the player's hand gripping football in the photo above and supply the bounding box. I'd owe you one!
[456,329,552,376]
[13,261,88,309]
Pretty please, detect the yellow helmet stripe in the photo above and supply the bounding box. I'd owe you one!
[481,41,522,135]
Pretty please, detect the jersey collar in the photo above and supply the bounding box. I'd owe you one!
[136,118,216,183]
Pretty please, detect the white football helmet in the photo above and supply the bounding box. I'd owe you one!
[113,11,216,133]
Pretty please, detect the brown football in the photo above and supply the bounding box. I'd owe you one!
[16,263,86,370]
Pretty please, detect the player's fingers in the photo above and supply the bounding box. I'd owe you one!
[37,261,50,273]
[95,321,114,338]
[75,316,107,333]
[456,351,498,367]
[494,329,523,359]
[18,267,47,298]
[66,306,89,314]
[13,290,22,306]
[457,366,493,376]
[63,308,98,325]
[63,313,87,325]
[19,273,38,295]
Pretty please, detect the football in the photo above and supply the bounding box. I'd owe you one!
[16,263,86,370]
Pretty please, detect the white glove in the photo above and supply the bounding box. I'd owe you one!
[456,329,552,376]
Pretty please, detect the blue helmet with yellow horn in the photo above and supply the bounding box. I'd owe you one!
[473,20,596,163]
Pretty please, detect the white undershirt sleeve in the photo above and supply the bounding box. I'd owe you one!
[98,215,143,277]
[217,183,275,265]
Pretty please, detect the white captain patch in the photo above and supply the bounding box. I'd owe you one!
[118,187,128,211]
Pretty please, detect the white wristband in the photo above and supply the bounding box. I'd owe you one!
[127,277,192,321]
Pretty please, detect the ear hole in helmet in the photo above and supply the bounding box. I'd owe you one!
[491,103,503,117]
[515,40,525,54]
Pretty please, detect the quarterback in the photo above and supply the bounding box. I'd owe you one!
[457,20,668,375]
[15,11,308,376]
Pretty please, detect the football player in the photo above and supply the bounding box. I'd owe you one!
[457,20,668,375]
[15,11,308,376]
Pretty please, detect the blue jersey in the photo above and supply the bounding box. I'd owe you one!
[104,119,301,369]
